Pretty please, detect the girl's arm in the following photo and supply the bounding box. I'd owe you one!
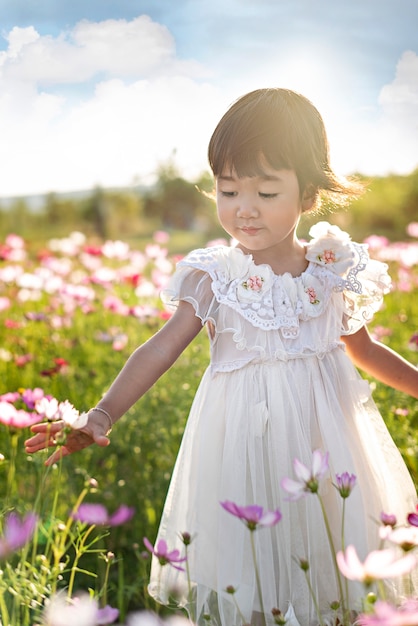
[25,300,203,464]
[342,325,418,399]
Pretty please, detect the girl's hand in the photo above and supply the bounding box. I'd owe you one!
[25,413,111,466]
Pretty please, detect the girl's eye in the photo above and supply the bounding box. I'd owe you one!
[259,193,278,199]
[220,191,237,197]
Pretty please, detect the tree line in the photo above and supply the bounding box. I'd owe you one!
[1,162,417,247]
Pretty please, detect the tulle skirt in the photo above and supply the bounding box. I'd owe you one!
[148,350,417,625]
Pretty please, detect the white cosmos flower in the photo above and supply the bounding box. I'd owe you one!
[337,545,416,584]
[35,397,60,420]
[43,593,98,626]
[58,401,88,430]
[379,525,418,550]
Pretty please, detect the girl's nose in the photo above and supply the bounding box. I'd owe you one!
[236,198,259,218]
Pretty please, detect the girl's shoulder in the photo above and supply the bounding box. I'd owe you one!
[177,244,251,279]
[305,220,390,294]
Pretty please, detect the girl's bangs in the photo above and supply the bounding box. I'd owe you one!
[211,132,293,178]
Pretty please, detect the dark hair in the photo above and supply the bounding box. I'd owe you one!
[208,88,362,209]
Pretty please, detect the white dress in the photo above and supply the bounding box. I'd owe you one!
[148,222,417,626]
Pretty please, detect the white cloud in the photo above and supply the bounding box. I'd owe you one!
[0,14,417,198]
[0,16,222,196]
[326,51,418,176]
[0,16,204,85]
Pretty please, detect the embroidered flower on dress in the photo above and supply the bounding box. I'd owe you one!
[305,286,319,304]
[306,221,356,276]
[236,264,273,303]
[296,274,324,317]
[242,275,264,292]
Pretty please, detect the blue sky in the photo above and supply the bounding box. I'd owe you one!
[0,0,417,196]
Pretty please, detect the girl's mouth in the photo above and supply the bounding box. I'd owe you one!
[241,226,260,235]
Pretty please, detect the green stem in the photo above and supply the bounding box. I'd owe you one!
[5,430,19,508]
[184,544,196,622]
[302,569,325,626]
[101,557,111,607]
[317,494,348,625]
[341,499,350,614]
[231,592,248,625]
[52,484,89,583]
[0,588,10,626]
[249,530,266,626]
[67,524,95,598]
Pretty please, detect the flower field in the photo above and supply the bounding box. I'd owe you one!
[0,226,417,624]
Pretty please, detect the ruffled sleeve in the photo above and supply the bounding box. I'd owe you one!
[160,248,220,324]
[306,222,392,334]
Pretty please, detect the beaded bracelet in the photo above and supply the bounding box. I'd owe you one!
[89,407,113,434]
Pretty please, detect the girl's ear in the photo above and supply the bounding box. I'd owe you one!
[301,184,318,212]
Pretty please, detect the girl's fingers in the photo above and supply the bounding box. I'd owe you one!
[29,421,65,434]
[25,421,110,460]
[25,432,58,452]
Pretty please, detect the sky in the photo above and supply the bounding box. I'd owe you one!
[0,0,417,197]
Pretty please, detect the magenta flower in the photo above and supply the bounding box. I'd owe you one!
[380,511,397,527]
[334,472,356,498]
[357,599,418,626]
[409,333,418,351]
[143,537,186,571]
[408,513,418,526]
[408,505,418,527]
[281,449,329,501]
[21,387,45,410]
[0,511,38,558]
[337,545,416,586]
[72,504,134,527]
[220,501,282,531]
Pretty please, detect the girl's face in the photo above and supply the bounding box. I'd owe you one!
[216,165,312,258]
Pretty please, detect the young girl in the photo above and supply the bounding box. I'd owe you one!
[26,88,418,626]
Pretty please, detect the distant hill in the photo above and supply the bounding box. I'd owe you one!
[0,184,152,211]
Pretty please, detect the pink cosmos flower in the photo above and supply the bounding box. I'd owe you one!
[281,449,329,501]
[0,401,42,429]
[363,235,390,250]
[357,599,418,626]
[337,545,416,585]
[143,537,186,571]
[0,297,10,312]
[334,472,357,498]
[407,222,418,238]
[153,230,170,244]
[0,512,38,558]
[72,504,135,527]
[220,501,282,531]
